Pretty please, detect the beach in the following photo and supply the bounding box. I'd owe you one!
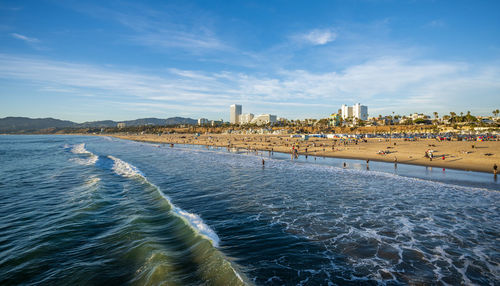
[109,133,499,174]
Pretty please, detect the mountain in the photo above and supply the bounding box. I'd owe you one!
[124,118,167,126]
[165,117,197,125]
[78,120,116,128]
[80,117,196,127]
[0,116,198,133]
[0,117,76,133]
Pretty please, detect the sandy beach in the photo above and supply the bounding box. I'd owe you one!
[108,133,499,174]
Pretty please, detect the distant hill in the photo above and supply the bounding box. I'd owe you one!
[0,116,197,133]
[0,117,76,133]
[80,117,196,127]
[78,120,117,128]
[165,117,197,125]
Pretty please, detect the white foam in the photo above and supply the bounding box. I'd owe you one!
[71,143,91,154]
[71,155,98,166]
[107,155,221,247]
[70,143,98,165]
[108,155,145,178]
[172,206,220,247]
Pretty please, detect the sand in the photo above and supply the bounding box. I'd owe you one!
[108,133,499,174]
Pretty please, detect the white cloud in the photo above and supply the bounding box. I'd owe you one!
[10,33,39,43]
[0,54,498,118]
[295,29,336,45]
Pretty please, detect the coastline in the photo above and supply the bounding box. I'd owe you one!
[103,133,499,174]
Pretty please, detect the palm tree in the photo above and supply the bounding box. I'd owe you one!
[433,112,439,125]
[493,109,500,118]
[449,112,456,123]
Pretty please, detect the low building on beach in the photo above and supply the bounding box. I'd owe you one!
[251,114,277,126]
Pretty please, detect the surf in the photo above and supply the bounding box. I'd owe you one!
[68,144,248,285]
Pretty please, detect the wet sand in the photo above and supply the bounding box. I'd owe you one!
[109,133,499,174]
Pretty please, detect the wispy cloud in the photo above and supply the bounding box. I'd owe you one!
[10,33,39,43]
[0,54,498,118]
[294,29,337,45]
[130,30,226,52]
[68,2,227,53]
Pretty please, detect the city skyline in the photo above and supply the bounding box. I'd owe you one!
[1,1,499,122]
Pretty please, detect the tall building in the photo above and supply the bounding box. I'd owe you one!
[341,104,353,120]
[353,103,368,121]
[341,103,368,121]
[230,104,242,124]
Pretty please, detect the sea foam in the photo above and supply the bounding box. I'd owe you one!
[70,143,98,165]
[71,143,91,154]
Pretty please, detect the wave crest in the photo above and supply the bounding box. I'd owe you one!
[107,155,220,247]
[70,143,98,165]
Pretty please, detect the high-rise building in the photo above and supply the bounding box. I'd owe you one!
[353,103,368,121]
[230,104,242,124]
[341,104,353,120]
[341,103,368,121]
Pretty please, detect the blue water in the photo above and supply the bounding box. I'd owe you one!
[0,135,498,285]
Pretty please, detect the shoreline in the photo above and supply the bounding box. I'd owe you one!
[3,133,496,174]
[105,134,499,174]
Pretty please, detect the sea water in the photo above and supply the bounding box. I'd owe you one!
[0,135,498,285]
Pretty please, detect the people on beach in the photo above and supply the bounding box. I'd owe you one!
[494,164,498,174]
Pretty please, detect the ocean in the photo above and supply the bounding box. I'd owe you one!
[0,135,498,285]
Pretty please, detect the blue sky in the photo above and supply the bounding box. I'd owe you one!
[0,0,499,122]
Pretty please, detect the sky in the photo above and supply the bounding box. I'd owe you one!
[0,0,499,122]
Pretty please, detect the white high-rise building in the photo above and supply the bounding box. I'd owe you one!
[341,103,368,121]
[341,104,353,120]
[353,103,368,121]
[230,104,242,124]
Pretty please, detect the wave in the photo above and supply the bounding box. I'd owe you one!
[68,146,222,248]
[66,144,246,284]
[108,155,145,178]
[103,155,245,283]
[69,143,98,165]
[106,155,220,247]
[71,143,91,154]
